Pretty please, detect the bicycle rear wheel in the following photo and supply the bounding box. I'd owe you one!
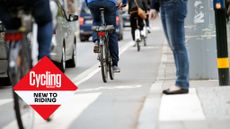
[99,44,108,83]
[107,49,114,80]
[8,40,34,129]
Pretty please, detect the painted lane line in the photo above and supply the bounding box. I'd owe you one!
[72,41,133,86]
[0,99,12,106]
[77,85,142,93]
[3,92,101,129]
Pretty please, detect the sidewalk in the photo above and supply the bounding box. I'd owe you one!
[138,43,230,129]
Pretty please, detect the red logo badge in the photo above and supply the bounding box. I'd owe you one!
[14,57,78,120]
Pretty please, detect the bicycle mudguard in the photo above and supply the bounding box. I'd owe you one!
[92,25,115,32]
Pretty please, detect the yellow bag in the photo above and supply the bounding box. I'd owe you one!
[135,0,147,19]
[137,7,147,19]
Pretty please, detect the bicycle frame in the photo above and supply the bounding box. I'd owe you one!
[92,8,115,82]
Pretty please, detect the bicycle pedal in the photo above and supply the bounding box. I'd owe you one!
[93,45,100,53]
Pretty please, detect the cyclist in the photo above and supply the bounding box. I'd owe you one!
[128,0,146,43]
[0,0,53,59]
[85,0,127,73]
[143,0,151,33]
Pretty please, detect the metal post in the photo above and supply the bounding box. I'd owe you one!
[214,0,230,85]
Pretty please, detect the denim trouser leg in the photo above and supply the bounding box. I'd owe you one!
[88,1,119,66]
[37,22,52,59]
[160,0,189,89]
[0,0,52,59]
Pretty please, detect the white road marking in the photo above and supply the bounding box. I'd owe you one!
[72,41,133,86]
[159,88,206,121]
[137,44,167,129]
[3,92,101,129]
[0,99,12,106]
[77,85,142,93]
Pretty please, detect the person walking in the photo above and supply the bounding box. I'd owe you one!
[150,0,189,95]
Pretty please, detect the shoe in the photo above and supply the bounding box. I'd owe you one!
[112,66,120,73]
[147,27,151,33]
[132,41,136,47]
[162,88,189,95]
[93,43,100,53]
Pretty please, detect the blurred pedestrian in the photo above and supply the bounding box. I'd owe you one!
[150,0,189,95]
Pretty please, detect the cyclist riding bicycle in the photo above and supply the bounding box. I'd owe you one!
[85,0,127,73]
[0,0,53,59]
[128,0,147,43]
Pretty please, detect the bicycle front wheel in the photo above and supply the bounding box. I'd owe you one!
[143,37,147,46]
[136,41,140,52]
[9,40,34,129]
[13,91,34,129]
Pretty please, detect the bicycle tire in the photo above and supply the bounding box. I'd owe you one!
[106,44,114,80]
[99,44,108,83]
[143,37,147,46]
[9,40,34,129]
[137,41,140,52]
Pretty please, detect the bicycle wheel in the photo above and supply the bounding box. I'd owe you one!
[9,40,34,129]
[107,48,114,80]
[143,37,147,46]
[99,44,108,83]
[136,40,140,52]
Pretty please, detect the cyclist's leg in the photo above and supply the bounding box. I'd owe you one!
[29,0,53,59]
[145,14,150,27]
[87,2,101,43]
[130,13,138,41]
[138,16,144,31]
[0,2,21,30]
[104,2,119,66]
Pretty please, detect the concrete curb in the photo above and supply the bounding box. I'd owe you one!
[137,43,168,129]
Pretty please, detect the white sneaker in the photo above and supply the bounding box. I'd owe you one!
[147,27,151,33]
[141,29,146,37]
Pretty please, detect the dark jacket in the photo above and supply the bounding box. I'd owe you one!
[143,0,151,11]
[150,0,160,12]
[128,0,145,14]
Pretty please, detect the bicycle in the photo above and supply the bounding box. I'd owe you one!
[4,10,35,129]
[134,16,148,51]
[92,8,115,83]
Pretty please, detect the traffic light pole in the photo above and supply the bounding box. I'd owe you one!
[214,0,230,85]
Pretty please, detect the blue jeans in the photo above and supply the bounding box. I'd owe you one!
[160,0,189,89]
[88,1,119,66]
[0,0,52,59]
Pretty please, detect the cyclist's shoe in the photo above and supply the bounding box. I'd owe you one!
[147,27,151,33]
[141,30,146,37]
[93,43,100,53]
[113,66,120,73]
[131,41,136,47]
